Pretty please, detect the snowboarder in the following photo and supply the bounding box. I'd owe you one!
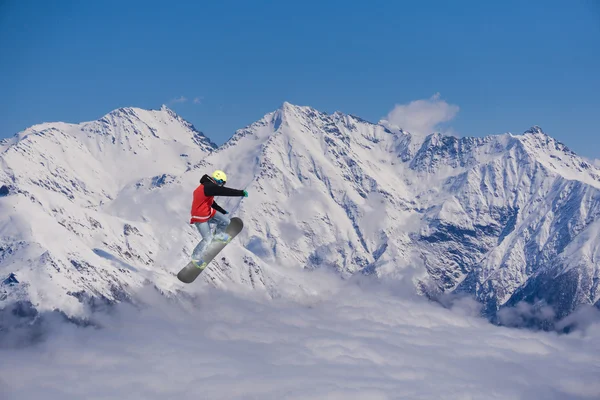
[189,170,248,269]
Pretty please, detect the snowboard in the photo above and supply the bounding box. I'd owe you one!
[177,217,244,284]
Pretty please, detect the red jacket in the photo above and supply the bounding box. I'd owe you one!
[190,174,246,224]
[190,184,217,223]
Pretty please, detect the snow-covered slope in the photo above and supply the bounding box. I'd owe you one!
[1,102,599,325]
[0,106,220,316]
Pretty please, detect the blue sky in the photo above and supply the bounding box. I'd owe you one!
[1,0,599,157]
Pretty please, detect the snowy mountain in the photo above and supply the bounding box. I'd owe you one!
[1,102,599,327]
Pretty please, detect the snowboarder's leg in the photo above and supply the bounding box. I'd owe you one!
[177,217,244,283]
[191,222,213,262]
[212,212,232,242]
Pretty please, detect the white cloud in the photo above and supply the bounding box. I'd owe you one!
[170,96,188,104]
[1,270,599,400]
[382,93,459,136]
[193,97,203,105]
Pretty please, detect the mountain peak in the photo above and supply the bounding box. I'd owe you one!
[103,105,179,121]
[268,102,324,130]
[105,106,140,118]
[278,101,319,116]
[159,104,179,118]
[524,125,545,135]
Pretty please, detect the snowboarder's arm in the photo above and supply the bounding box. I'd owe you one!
[211,201,227,214]
[203,181,246,197]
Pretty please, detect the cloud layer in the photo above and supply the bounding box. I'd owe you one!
[382,93,459,136]
[169,96,203,105]
[1,270,599,400]
[170,96,188,104]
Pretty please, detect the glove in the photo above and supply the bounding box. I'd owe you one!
[223,210,229,214]
[242,190,248,197]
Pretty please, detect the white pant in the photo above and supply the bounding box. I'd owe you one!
[191,212,230,261]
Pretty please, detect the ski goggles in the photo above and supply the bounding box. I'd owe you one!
[214,179,226,186]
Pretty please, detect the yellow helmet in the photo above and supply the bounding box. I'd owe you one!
[212,170,227,184]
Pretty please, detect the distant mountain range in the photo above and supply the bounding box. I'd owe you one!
[1,103,599,329]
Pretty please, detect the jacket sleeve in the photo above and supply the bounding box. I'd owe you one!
[211,201,226,214]
[203,181,245,197]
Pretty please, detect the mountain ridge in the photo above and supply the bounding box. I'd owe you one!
[1,102,599,329]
